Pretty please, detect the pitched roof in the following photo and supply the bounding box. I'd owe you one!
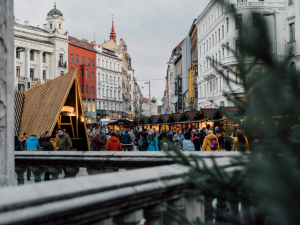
[68,36,97,52]
[173,39,185,51]
[100,39,120,53]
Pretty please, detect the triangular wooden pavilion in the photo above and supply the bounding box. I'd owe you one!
[18,69,90,151]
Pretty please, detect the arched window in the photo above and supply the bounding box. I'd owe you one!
[291,62,296,70]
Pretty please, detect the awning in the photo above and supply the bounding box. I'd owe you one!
[209,118,228,122]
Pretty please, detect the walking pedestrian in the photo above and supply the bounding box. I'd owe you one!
[147,129,159,151]
[173,129,184,150]
[183,132,195,151]
[193,132,201,151]
[201,130,219,151]
[91,129,106,151]
[232,130,249,151]
[105,133,122,151]
[42,133,54,181]
[138,133,149,151]
[122,130,131,144]
[20,133,28,149]
[56,128,72,178]
[199,128,206,150]
[166,131,173,143]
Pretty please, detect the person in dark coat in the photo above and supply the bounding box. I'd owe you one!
[122,130,131,144]
[166,131,173,143]
[199,128,207,150]
[38,132,47,148]
[138,133,148,151]
[42,134,54,181]
[136,129,143,143]
[193,133,201,151]
[91,129,106,151]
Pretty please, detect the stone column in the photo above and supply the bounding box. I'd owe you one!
[32,167,44,183]
[39,50,44,81]
[51,52,55,79]
[48,167,61,180]
[15,166,27,185]
[25,46,31,90]
[113,209,143,225]
[0,0,15,188]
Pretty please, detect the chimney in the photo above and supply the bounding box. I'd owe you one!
[82,38,88,42]
[25,21,29,26]
[43,24,47,30]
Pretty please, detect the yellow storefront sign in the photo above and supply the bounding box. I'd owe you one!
[189,66,195,103]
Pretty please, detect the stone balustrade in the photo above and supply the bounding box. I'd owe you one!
[15,151,239,185]
[2,155,235,225]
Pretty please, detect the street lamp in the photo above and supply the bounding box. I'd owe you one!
[145,81,151,117]
[262,9,277,61]
[17,47,29,91]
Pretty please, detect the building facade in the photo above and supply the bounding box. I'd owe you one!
[68,36,97,123]
[14,4,69,92]
[196,0,285,109]
[141,98,158,117]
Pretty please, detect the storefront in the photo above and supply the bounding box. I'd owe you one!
[96,110,123,121]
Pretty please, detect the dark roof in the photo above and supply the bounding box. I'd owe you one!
[186,111,197,117]
[68,36,97,52]
[14,34,55,45]
[48,6,63,16]
[202,108,216,116]
[222,107,239,115]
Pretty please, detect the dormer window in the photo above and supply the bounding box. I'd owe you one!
[50,23,52,29]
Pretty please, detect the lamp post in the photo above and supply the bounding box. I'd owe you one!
[262,9,277,61]
[145,81,151,117]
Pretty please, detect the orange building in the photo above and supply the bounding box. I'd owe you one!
[69,36,97,123]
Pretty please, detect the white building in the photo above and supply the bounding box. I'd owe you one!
[141,98,158,117]
[14,4,69,92]
[94,39,123,119]
[196,0,285,108]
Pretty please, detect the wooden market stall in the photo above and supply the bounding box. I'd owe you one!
[107,119,133,131]
[17,69,90,151]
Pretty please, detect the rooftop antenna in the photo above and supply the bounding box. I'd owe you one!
[94,33,96,42]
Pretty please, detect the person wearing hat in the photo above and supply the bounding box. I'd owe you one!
[201,130,220,151]
[138,133,149,151]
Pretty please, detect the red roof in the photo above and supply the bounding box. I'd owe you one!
[161,114,170,120]
[68,36,97,52]
[222,107,238,115]
[173,39,184,51]
[202,108,216,116]
[186,111,197,118]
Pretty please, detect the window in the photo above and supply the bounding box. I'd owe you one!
[130,85,131,91]
[50,23,52,29]
[106,89,108,97]
[16,66,20,77]
[98,73,100,81]
[102,88,104,97]
[236,14,242,29]
[92,103,95,112]
[30,68,34,78]
[43,70,46,79]
[222,25,224,39]
[71,67,73,71]
[92,72,94,80]
[59,24,61,29]
[86,85,88,94]
[253,13,260,28]
[102,60,104,67]
[207,40,208,51]
[222,48,224,57]
[88,102,91,111]
[204,43,205,53]
[227,71,229,85]
[106,75,108,83]
[212,56,214,66]
[16,48,20,58]
[236,69,241,84]
[118,77,120,85]
[118,91,120,99]
[215,32,217,43]
[81,85,83,93]
[98,88,101,96]
[290,23,295,41]
[30,50,34,61]
[114,76,116,83]
[218,29,220,42]
[82,57,85,65]
[86,69,88,78]
[81,69,83,78]
[88,58,90,66]
[59,54,63,63]
[114,90,116,98]
[289,0,294,5]
[212,35,214,46]
[109,76,112,83]
[76,55,78,64]
[226,17,229,32]
[102,74,104,82]
[106,61,108,68]
[98,59,100,67]
[219,51,221,63]
[220,101,225,107]
[92,87,94,96]
[60,71,64,76]
[227,42,229,56]
[71,54,74,63]
[200,46,201,57]
[209,38,211,49]
[236,40,240,55]
[118,64,120,71]
[92,59,94,67]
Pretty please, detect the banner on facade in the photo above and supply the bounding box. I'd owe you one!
[183,90,189,110]
[189,66,195,103]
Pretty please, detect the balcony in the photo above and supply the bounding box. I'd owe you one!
[236,1,265,8]
[58,61,67,68]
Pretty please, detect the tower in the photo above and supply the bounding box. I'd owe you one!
[46,3,65,34]
[110,16,117,43]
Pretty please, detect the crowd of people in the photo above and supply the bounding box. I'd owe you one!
[87,124,249,152]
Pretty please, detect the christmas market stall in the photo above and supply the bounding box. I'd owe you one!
[107,119,133,131]
[16,69,90,151]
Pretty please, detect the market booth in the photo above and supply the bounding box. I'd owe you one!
[16,69,90,151]
[107,119,133,131]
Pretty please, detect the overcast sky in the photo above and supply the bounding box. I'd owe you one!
[15,0,210,104]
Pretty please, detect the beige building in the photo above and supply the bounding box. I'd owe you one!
[141,97,158,117]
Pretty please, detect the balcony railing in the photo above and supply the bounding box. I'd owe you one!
[58,61,67,68]
[6,151,239,225]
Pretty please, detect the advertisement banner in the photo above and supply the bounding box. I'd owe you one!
[183,91,189,110]
[189,66,195,103]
